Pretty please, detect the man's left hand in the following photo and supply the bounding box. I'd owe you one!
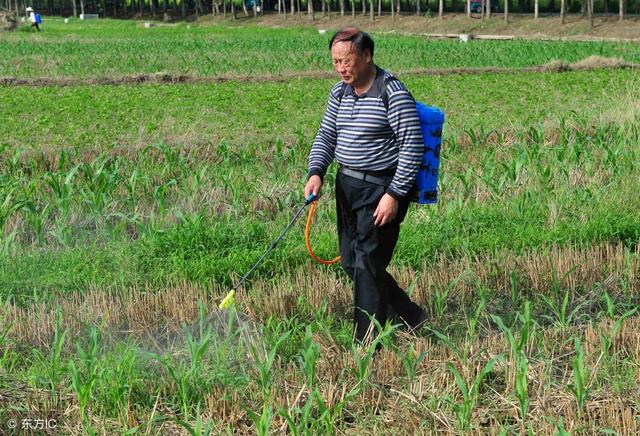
[373,193,399,227]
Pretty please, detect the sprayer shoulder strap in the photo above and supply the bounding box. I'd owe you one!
[336,76,392,111]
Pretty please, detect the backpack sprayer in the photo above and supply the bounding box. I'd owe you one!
[218,104,444,309]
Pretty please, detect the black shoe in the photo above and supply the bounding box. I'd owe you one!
[409,307,428,332]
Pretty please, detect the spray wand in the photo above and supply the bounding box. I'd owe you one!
[219,193,319,309]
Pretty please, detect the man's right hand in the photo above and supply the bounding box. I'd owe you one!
[304,175,323,200]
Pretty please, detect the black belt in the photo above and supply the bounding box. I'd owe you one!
[339,167,390,187]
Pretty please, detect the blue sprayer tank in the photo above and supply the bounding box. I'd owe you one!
[412,102,445,204]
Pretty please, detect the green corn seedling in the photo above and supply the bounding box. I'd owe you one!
[447,357,498,430]
[514,351,529,422]
[298,325,320,387]
[568,337,590,412]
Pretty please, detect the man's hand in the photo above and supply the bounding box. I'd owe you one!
[304,175,323,200]
[373,193,399,227]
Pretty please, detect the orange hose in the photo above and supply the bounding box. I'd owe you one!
[305,201,341,265]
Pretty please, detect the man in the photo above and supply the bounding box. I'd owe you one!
[304,27,427,343]
[26,7,40,32]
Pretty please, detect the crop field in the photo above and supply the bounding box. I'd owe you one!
[1,18,640,434]
[3,18,640,79]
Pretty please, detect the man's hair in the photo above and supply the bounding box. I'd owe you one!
[329,27,374,58]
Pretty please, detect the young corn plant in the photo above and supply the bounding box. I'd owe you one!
[297,325,320,388]
[491,301,533,422]
[466,287,488,338]
[161,303,215,419]
[252,330,291,401]
[514,351,529,422]
[175,403,214,436]
[248,403,274,436]
[568,337,591,412]
[600,308,637,363]
[68,325,103,427]
[426,326,469,364]
[601,289,617,319]
[0,302,16,372]
[431,272,467,319]
[447,357,498,430]
[540,289,589,328]
[46,308,68,396]
[21,201,51,244]
[350,319,396,384]
[278,388,322,436]
[0,188,23,253]
[44,165,79,218]
[397,342,428,384]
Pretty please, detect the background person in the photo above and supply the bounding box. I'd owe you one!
[26,7,40,32]
[304,27,427,344]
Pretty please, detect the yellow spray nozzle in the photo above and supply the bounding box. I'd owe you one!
[218,289,236,309]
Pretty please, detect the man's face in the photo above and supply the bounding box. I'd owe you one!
[331,41,371,87]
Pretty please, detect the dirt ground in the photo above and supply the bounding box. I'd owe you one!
[204,12,640,40]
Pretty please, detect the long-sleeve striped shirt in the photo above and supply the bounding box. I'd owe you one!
[308,66,424,198]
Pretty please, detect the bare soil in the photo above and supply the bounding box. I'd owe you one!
[1,57,636,87]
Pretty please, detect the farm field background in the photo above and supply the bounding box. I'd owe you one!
[1,18,640,434]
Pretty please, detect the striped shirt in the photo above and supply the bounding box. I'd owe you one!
[308,66,424,198]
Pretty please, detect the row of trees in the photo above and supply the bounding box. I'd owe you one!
[3,0,637,23]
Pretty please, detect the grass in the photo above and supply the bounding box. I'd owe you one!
[2,18,640,78]
[1,19,639,434]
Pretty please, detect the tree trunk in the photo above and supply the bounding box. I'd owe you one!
[619,0,623,19]
[439,0,443,16]
[291,0,296,16]
[534,0,538,17]
[560,0,565,22]
[416,0,419,15]
[222,0,226,17]
[396,0,400,15]
[362,0,365,15]
[391,0,395,18]
[487,0,491,17]
[377,0,381,16]
[308,0,314,19]
[351,0,354,17]
[72,0,77,16]
[466,0,470,16]
[298,0,302,15]
[586,0,592,28]
[503,0,508,22]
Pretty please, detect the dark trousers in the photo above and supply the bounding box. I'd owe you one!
[335,170,424,342]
